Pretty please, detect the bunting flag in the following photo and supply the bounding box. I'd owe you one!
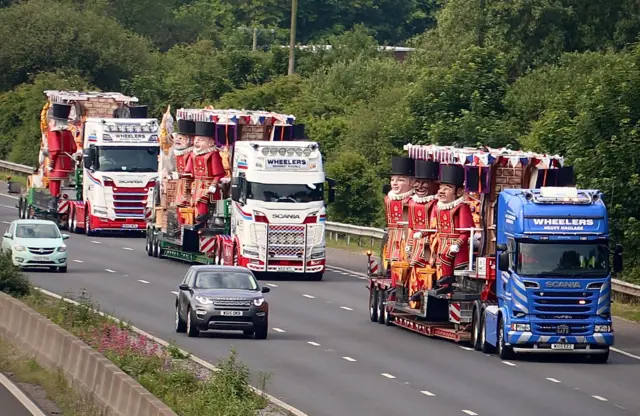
[404,144,564,169]
[176,108,296,127]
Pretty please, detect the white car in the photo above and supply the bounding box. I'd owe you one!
[1,219,69,272]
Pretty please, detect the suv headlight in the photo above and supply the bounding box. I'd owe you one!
[253,298,265,307]
[57,245,67,252]
[194,296,213,305]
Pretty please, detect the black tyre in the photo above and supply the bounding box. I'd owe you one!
[175,304,186,333]
[186,307,200,338]
[587,348,609,364]
[307,272,324,281]
[369,286,379,322]
[497,318,515,360]
[255,319,268,340]
[85,210,94,236]
[471,303,482,351]
[243,329,255,336]
[377,290,385,324]
[480,311,495,354]
[58,266,67,273]
[146,231,153,256]
[152,235,159,258]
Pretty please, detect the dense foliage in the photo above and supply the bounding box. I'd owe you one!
[2,0,640,282]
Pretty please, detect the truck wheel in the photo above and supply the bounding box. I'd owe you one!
[383,293,393,326]
[369,286,379,322]
[85,210,94,236]
[186,307,200,338]
[471,304,482,351]
[480,312,495,354]
[146,231,153,256]
[152,235,159,258]
[18,199,24,219]
[68,210,74,233]
[377,290,386,324]
[496,318,515,360]
[307,272,323,281]
[587,348,609,364]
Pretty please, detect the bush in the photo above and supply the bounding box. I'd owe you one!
[0,250,31,297]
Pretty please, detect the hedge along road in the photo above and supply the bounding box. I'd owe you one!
[1,192,639,416]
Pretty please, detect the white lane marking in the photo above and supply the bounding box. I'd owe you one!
[73,259,83,263]
[273,328,285,333]
[122,247,133,251]
[340,306,353,311]
[302,294,315,299]
[421,390,435,397]
[91,240,101,244]
[105,269,116,273]
[171,291,179,295]
[615,405,626,410]
[546,378,561,383]
[611,347,640,361]
[592,396,608,402]
[502,361,516,367]
[0,204,15,209]
[381,373,396,379]
[459,346,474,351]
[342,356,356,362]
[138,280,150,284]
[0,192,19,200]
[266,283,278,287]
[462,411,478,416]
[0,372,47,416]
[307,341,320,346]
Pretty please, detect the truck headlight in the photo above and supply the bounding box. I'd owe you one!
[243,247,260,258]
[310,247,325,259]
[194,296,213,305]
[510,323,530,332]
[253,298,265,307]
[594,325,612,333]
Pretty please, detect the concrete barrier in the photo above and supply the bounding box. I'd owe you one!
[0,292,177,416]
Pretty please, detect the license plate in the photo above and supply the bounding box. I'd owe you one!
[551,343,574,350]
[121,224,138,229]
[220,311,243,316]
[33,256,49,261]
[275,267,296,272]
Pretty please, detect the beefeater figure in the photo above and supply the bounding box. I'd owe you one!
[172,119,195,212]
[185,120,225,222]
[430,164,475,295]
[384,156,415,284]
[46,103,78,198]
[405,159,440,307]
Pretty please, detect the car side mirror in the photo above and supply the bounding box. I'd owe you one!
[179,283,190,291]
[498,252,510,271]
[3,232,11,239]
[62,234,70,240]
[261,286,271,293]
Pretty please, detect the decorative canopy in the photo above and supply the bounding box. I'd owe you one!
[176,107,296,126]
[43,90,139,104]
[404,144,565,170]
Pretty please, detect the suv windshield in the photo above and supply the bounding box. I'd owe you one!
[95,146,159,172]
[195,271,258,290]
[246,181,324,203]
[16,223,61,239]
[516,241,609,277]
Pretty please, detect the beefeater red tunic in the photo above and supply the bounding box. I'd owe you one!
[174,147,193,208]
[185,147,225,216]
[432,197,475,278]
[384,190,414,263]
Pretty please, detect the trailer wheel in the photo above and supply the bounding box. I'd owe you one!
[480,310,495,354]
[587,348,609,364]
[383,293,393,326]
[369,286,379,322]
[377,290,386,324]
[152,235,159,258]
[471,303,482,351]
[146,231,153,256]
[496,318,515,360]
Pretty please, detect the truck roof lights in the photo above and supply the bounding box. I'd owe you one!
[540,187,578,198]
[259,146,312,157]
[104,122,158,133]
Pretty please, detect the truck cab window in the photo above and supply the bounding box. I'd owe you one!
[246,181,324,203]
[516,241,609,277]
[95,146,159,173]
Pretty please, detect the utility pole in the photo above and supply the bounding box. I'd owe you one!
[252,27,258,51]
[287,0,298,75]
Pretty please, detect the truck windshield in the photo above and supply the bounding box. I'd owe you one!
[95,146,159,173]
[246,181,324,203]
[516,241,609,277]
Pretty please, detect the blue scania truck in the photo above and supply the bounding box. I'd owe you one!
[367,146,622,364]
[479,186,621,363]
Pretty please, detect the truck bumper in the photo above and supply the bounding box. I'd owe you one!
[90,215,146,231]
[508,331,613,353]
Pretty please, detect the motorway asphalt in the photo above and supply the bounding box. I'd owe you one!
[0,378,43,416]
[1,193,639,416]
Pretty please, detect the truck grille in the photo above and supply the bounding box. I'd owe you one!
[28,247,55,255]
[267,225,305,257]
[531,290,597,335]
[106,187,149,219]
[533,323,591,335]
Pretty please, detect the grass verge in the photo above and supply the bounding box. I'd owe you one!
[326,234,383,256]
[20,288,273,415]
[2,173,27,188]
[612,299,640,323]
[0,338,105,416]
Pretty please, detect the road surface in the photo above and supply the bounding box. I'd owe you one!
[0,374,46,416]
[1,192,639,416]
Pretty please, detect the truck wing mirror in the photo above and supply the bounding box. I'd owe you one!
[614,244,623,254]
[498,252,510,271]
[496,243,508,252]
[327,188,336,204]
[230,177,242,202]
[613,252,623,273]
